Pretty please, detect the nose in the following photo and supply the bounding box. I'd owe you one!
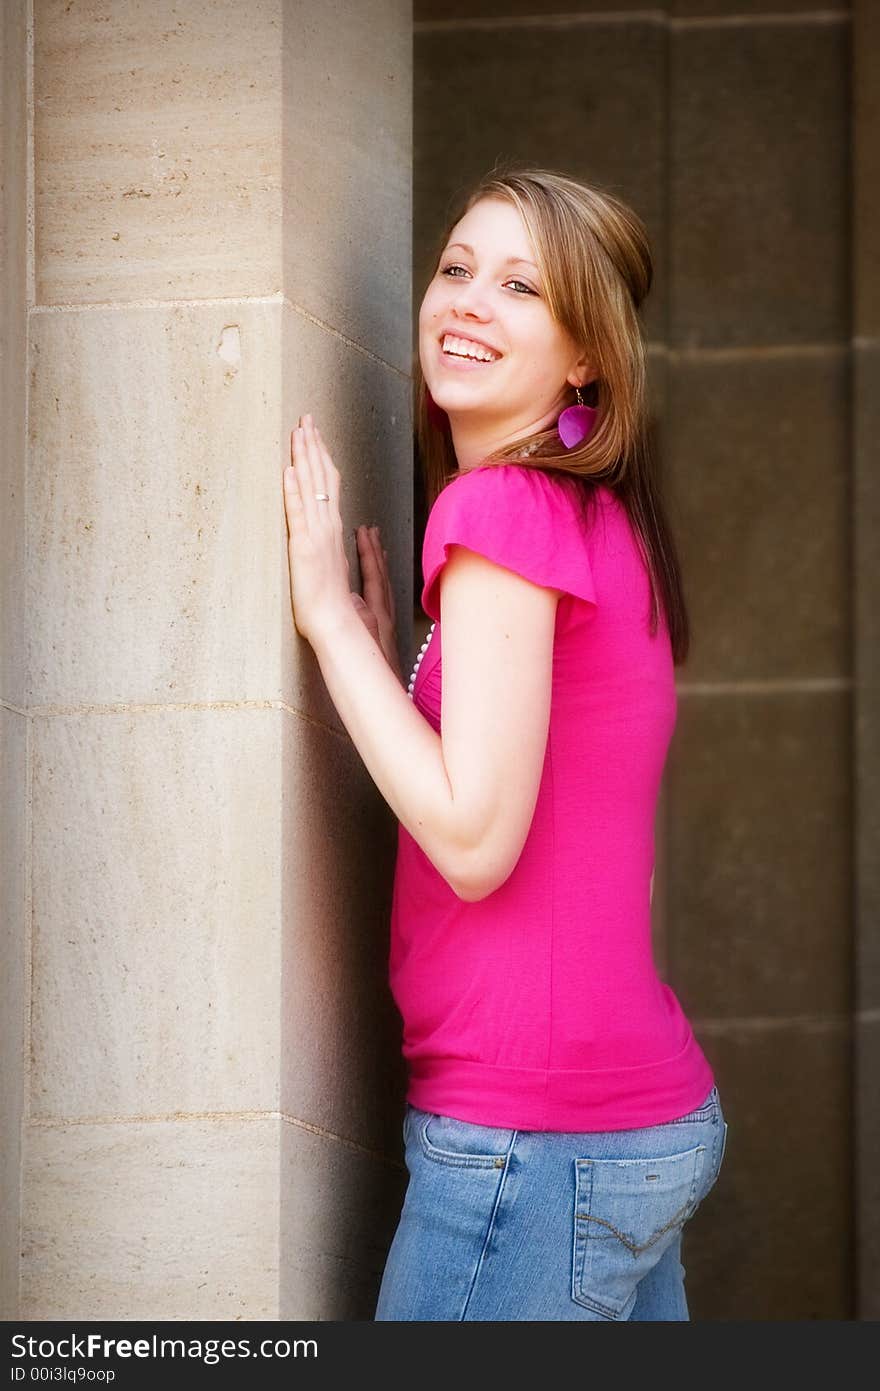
[449,277,492,322]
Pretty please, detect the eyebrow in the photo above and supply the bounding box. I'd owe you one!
[443,241,540,272]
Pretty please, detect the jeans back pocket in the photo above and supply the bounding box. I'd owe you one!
[572,1143,707,1320]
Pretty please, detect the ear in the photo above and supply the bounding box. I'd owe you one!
[567,352,594,389]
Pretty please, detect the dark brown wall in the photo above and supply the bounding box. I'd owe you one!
[414,0,866,1320]
[853,0,880,1328]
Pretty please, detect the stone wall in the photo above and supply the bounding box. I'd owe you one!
[1,0,412,1320]
[414,0,862,1319]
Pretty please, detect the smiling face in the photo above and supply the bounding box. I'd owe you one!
[418,195,592,465]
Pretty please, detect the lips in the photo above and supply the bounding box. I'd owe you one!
[438,345,499,370]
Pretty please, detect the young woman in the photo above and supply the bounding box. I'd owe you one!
[282,164,728,1321]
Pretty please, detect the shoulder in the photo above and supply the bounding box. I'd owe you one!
[420,463,602,623]
[426,462,597,544]
[433,461,583,508]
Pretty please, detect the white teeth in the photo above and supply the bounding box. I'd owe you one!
[441,333,499,362]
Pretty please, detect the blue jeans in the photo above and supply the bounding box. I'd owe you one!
[374,1084,728,1321]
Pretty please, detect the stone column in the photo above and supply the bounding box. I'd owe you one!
[1,0,30,1323]
[4,0,412,1320]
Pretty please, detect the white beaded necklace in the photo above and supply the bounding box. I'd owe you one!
[406,621,437,699]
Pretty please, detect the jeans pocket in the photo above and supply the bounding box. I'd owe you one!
[572,1143,708,1320]
[417,1108,516,1169]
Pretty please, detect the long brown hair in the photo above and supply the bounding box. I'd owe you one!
[415,162,690,665]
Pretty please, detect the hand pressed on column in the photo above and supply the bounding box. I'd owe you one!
[282,413,402,679]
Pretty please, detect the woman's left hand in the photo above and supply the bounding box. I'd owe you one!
[282,413,355,646]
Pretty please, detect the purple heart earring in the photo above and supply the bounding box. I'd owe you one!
[557,384,598,449]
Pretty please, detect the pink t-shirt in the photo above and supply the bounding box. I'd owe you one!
[388,462,715,1131]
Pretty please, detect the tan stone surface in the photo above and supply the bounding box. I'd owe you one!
[29,698,406,1156]
[27,299,412,718]
[1,0,30,1321]
[280,1113,407,1321]
[21,1112,407,1321]
[27,300,284,708]
[34,0,283,305]
[18,0,412,1322]
[0,708,27,1319]
[21,1116,281,1320]
[280,710,407,1160]
[1,1,29,712]
[30,705,282,1120]
[281,296,414,721]
[281,0,412,373]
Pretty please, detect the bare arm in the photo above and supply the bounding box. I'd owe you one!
[309,607,469,896]
[310,543,559,901]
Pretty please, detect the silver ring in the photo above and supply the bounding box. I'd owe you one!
[314,492,330,502]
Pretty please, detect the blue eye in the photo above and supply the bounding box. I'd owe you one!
[439,264,537,295]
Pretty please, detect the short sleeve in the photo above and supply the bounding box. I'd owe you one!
[420,463,597,623]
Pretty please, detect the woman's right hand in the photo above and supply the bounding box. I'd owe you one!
[353,525,404,682]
